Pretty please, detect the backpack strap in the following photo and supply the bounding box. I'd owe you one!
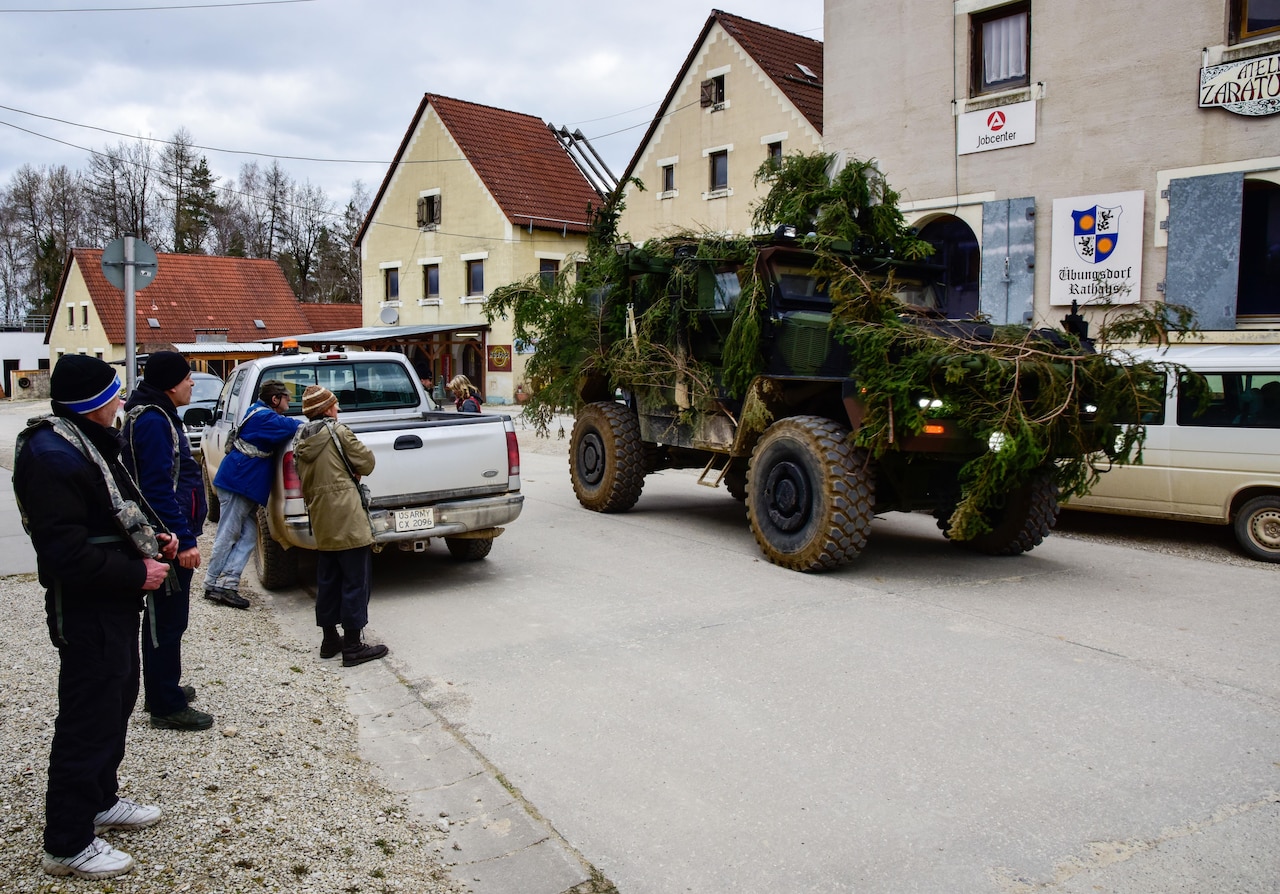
[124,404,181,490]
[226,404,273,458]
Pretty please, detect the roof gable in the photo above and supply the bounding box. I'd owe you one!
[621,9,823,185]
[59,249,312,344]
[358,94,603,244]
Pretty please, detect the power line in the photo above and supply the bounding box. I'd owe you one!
[0,0,315,12]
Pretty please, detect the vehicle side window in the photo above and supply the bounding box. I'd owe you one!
[216,368,247,422]
[1178,372,1280,428]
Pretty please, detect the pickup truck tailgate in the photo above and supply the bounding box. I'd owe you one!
[348,414,518,504]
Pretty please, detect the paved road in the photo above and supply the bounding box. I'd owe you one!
[288,436,1279,894]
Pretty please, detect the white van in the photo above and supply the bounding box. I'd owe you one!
[1065,343,1280,563]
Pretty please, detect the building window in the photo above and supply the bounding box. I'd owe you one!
[972,2,1030,95]
[539,258,559,288]
[1232,0,1280,42]
[700,74,726,108]
[66,306,74,328]
[767,141,783,169]
[80,305,89,326]
[709,151,729,192]
[662,164,675,193]
[1237,180,1280,317]
[467,259,484,296]
[423,264,439,299]
[417,194,441,228]
[384,268,399,301]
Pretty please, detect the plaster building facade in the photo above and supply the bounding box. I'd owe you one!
[356,94,603,403]
[618,9,823,243]
[823,0,1280,337]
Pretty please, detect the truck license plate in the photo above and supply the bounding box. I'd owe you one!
[394,507,435,532]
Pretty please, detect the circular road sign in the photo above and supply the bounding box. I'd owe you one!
[100,237,159,291]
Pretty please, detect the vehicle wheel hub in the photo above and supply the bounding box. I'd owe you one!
[578,432,605,486]
[764,460,810,532]
[1250,507,1280,551]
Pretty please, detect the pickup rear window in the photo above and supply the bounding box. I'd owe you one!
[270,361,419,415]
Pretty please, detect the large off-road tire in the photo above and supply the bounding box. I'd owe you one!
[445,536,494,561]
[203,463,221,524]
[1233,495,1280,563]
[745,416,875,572]
[951,472,1060,556]
[570,402,646,513]
[255,506,298,590]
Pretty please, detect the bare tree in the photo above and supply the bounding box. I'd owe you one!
[85,140,159,245]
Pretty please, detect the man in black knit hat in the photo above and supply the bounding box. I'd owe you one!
[15,354,178,879]
[121,351,211,731]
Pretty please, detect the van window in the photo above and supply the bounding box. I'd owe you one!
[1177,371,1280,428]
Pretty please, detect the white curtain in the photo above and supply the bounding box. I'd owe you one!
[983,12,1028,86]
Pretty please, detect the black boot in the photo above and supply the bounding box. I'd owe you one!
[320,626,342,659]
[341,627,388,667]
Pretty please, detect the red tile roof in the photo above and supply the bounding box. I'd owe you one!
[56,249,316,345]
[621,10,823,185]
[299,302,362,333]
[357,94,604,245]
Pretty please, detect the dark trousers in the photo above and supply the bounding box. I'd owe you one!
[315,546,372,634]
[142,565,192,717]
[45,606,140,857]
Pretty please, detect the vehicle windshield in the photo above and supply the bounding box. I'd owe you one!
[191,376,223,403]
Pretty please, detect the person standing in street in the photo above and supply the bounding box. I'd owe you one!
[203,379,302,609]
[121,351,212,731]
[448,374,482,413]
[14,354,178,880]
[293,384,388,666]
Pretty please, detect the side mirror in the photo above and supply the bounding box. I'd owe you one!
[184,407,214,428]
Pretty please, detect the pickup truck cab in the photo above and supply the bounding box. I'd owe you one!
[201,350,523,588]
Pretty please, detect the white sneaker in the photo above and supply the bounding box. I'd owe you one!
[42,837,134,879]
[93,797,162,833]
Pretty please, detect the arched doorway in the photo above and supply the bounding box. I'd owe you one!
[918,215,981,319]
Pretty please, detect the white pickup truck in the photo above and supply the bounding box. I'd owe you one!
[200,350,524,589]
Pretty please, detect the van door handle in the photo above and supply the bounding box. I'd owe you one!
[393,435,423,450]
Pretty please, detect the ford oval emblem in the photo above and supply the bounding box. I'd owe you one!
[483,470,498,478]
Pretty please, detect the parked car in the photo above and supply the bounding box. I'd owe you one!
[178,371,223,458]
[1064,343,1280,562]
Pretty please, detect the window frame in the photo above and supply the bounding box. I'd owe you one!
[417,193,441,228]
[466,259,485,297]
[384,267,399,301]
[767,141,783,169]
[709,150,729,192]
[700,74,727,107]
[662,164,675,193]
[971,1,1031,96]
[1231,0,1280,42]
[423,263,439,300]
[539,258,559,288]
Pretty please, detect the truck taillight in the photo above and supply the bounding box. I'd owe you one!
[506,431,520,477]
[282,451,302,499]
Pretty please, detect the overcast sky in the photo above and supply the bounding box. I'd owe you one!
[0,0,823,209]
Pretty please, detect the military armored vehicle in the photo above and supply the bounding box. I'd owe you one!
[566,232,1110,572]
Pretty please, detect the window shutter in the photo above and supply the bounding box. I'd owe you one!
[1165,173,1243,330]
[416,197,429,228]
[979,197,1036,324]
[700,79,715,107]
[430,195,441,225]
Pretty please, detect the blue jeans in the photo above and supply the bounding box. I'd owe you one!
[205,488,258,591]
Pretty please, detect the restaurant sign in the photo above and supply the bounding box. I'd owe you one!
[1199,51,1280,116]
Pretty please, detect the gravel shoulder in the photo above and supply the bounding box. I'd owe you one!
[0,545,465,894]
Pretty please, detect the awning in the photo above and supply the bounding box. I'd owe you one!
[264,323,490,346]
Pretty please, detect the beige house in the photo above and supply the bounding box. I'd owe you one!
[617,10,823,243]
[356,94,603,403]
[47,249,347,378]
[824,0,1280,337]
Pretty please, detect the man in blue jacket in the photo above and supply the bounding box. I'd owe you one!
[121,351,211,732]
[15,354,177,879]
[204,379,302,609]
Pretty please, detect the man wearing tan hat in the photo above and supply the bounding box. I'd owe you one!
[293,385,388,665]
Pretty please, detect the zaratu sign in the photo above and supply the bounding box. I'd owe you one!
[1200,51,1280,116]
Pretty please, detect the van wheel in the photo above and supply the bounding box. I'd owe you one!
[446,536,493,561]
[203,464,221,524]
[746,416,874,572]
[255,507,298,589]
[1233,496,1280,563]
[952,472,1060,556]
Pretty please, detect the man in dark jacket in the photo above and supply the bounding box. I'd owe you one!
[204,379,301,609]
[121,351,211,731]
[15,354,177,880]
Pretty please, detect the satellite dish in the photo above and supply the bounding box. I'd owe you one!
[379,306,399,324]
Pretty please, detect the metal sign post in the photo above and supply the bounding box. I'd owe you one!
[100,235,158,394]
